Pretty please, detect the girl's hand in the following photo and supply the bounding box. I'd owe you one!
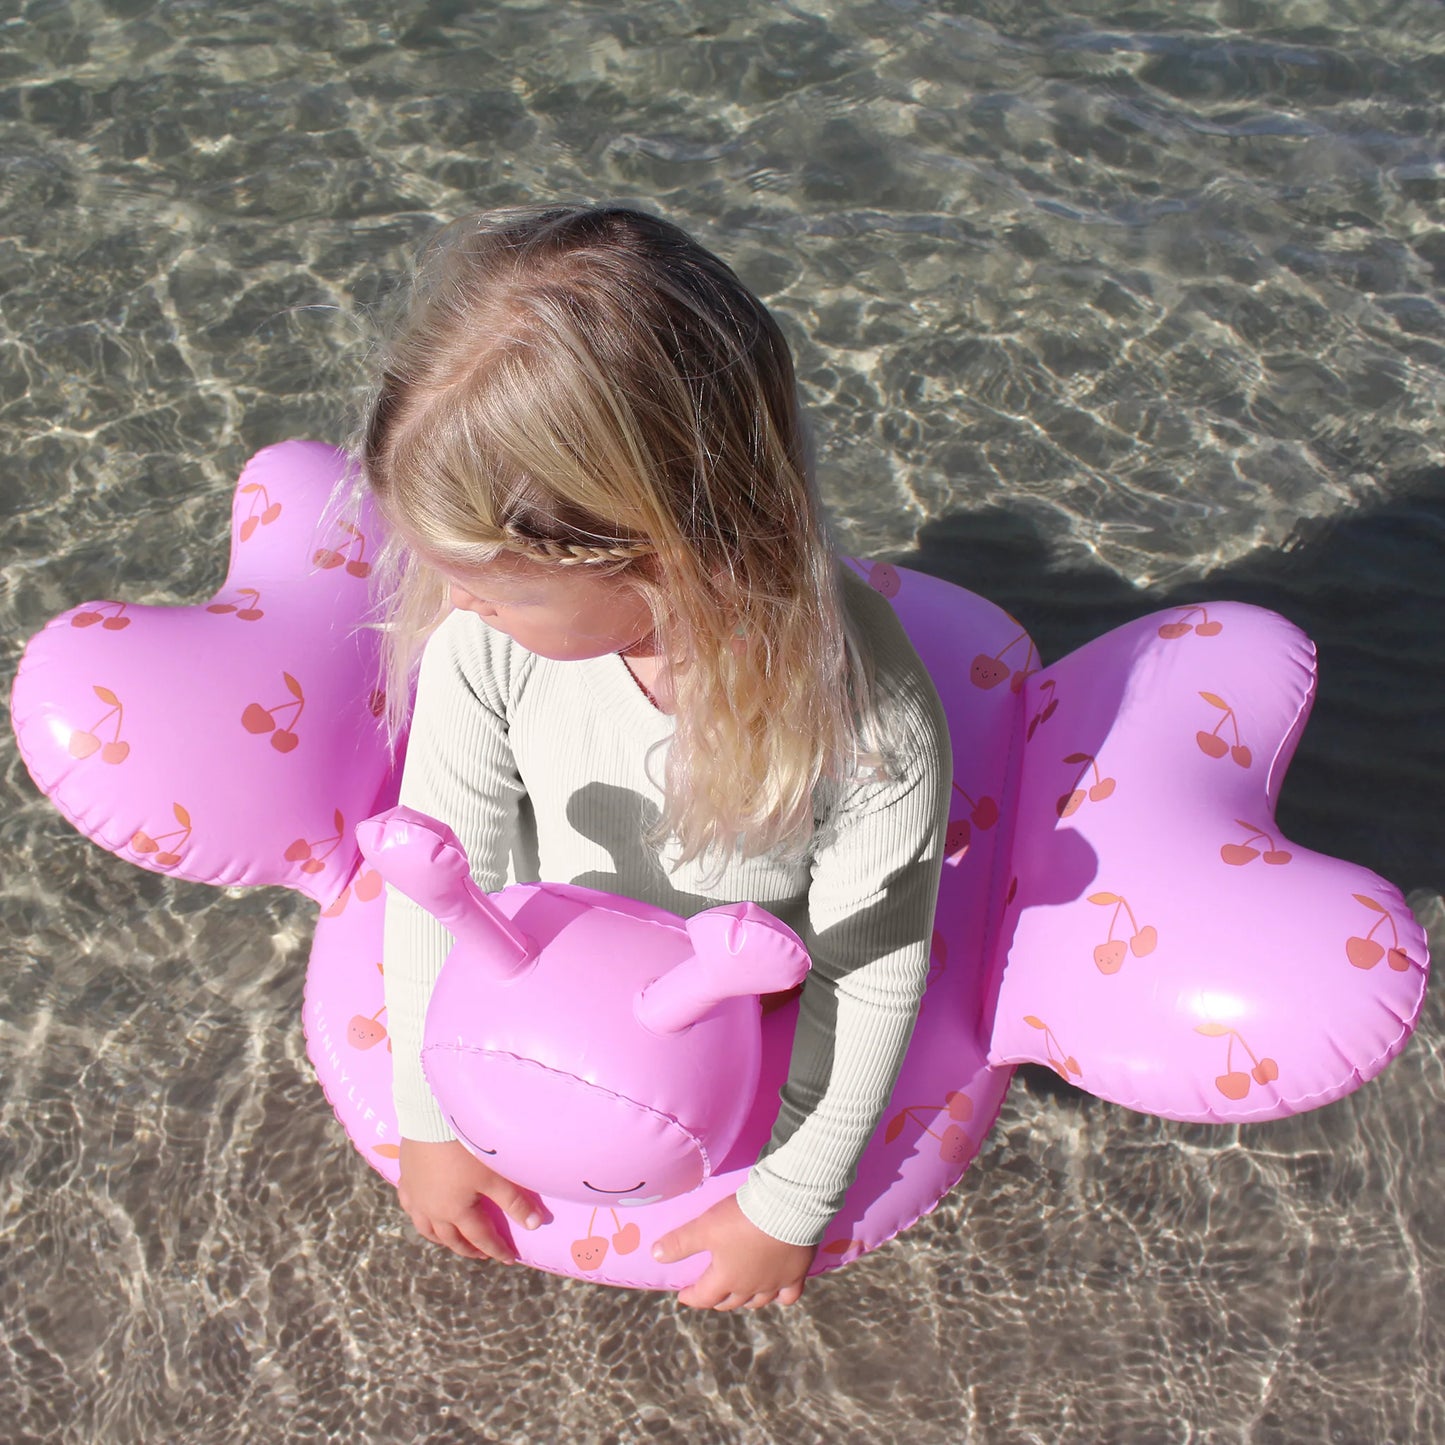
[652,1195,816,1310]
[397,1137,548,1263]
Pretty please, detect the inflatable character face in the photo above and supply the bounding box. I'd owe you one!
[356,807,811,1206]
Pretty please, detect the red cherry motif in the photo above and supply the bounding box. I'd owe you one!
[284,810,346,875]
[238,483,282,542]
[68,686,128,764]
[207,587,265,621]
[320,868,383,918]
[1196,692,1251,768]
[571,1236,608,1271]
[938,1124,970,1163]
[314,521,372,579]
[1093,940,1127,974]
[70,601,130,630]
[1022,1015,1081,1079]
[867,562,900,598]
[353,869,383,902]
[1157,606,1223,640]
[612,1222,641,1255]
[1088,891,1156,973]
[1346,893,1413,971]
[1221,821,1292,867]
[241,672,306,750]
[970,655,1010,689]
[1196,1022,1277,1101]
[1058,753,1116,817]
[129,803,193,869]
[347,1008,387,1050]
[971,629,1037,692]
[1026,679,1058,740]
[947,783,999,861]
[883,1098,975,1165]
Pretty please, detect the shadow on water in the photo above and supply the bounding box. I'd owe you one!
[895,466,1445,900]
[895,469,1445,1114]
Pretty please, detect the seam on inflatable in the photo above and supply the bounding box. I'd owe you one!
[1264,626,1318,812]
[974,663,1030,1040]
[424,1045,714,1179]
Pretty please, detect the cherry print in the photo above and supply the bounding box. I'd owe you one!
[1346,894,1415,972]
[68,686,129,764]
[130,802,193,869]
[1158,605,1224,640]
[1196,692,1252,768]
[1088,891,1157,973]
[1220,821,1292,867]
[1022,1015,1081,1079]
[1196,1022,1278,1099]
[241,672,306,750]
[206,587,265,621]
[70,601,131,630]
[238,483,282,541]
[314,521,372,579]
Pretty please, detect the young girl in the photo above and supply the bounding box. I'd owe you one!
[362,205,951,1312]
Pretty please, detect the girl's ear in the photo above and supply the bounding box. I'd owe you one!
[634,903,810,1035]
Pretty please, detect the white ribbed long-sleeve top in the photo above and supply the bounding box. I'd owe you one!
[382,572,952,1246]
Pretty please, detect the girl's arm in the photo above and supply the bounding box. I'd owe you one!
[382,612,545,1257]
[383,608,527,1143]
[737,605,953,1248]
[657,593,951,1306]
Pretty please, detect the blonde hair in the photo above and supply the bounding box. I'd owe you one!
[361,204,879,864]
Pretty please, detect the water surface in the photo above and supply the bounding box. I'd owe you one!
[2,2,1442,1441]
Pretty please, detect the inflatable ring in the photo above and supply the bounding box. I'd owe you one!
[11,441,1430,1290]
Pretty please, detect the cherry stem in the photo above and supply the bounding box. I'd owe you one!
[91,703,123,740]
[267,697,304,726]
[994,631,1028,664]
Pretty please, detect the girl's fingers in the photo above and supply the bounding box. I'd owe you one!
[434,1220,491,1261]
[744,1292,777,1310]
[777,1282,805,1306]
[486,1178,547,1232]
[455,1205,518,1264]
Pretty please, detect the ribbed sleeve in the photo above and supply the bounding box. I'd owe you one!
[734,607,951,1242]
[380,575,951,1244]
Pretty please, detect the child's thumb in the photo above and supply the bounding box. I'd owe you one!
[490,1181,548,1231]
[651,1225,696,1263]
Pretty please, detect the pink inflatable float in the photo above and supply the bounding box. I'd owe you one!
[11,441,1430,1289]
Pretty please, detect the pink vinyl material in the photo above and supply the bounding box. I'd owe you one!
[11,441,1429,1289]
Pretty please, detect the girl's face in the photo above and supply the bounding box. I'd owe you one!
[442,555,657,661]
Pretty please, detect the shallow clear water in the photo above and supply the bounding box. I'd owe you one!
[2,2,1443,1441]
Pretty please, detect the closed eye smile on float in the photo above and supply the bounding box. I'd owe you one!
[583,1179,645,1194]
[450,1118,497,1156]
